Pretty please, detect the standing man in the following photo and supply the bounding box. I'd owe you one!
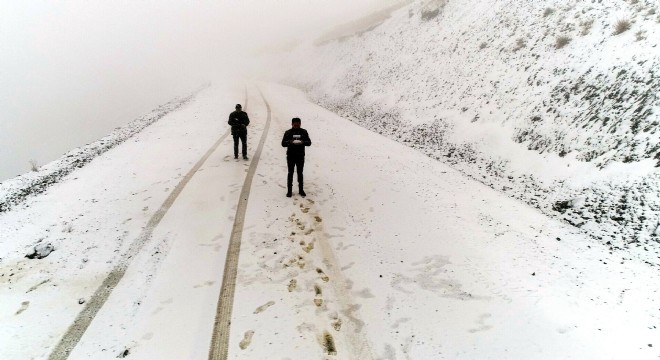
[228,104,250,160]
[281,117,312,197]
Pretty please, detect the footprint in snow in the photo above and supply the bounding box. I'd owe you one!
[314,285,324,307]
[332,318,343,331]
[239,330,255,350]
[151,306,164,315]
[302,242,315,253]
[193,281,215,288]
[323,331,337,356]
[288,279,297,292]
[316,268,330,282]
[253,301,275,314]
[391,317,411,329]
[340,262,355,271]
[353,288,375,299]
[15,301,29,315]
[468,313,493,333]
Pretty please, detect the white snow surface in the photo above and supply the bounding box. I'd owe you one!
[1,83,659,359]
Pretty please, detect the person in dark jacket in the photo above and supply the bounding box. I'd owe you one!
[281,117,312,197]
[228,104,250,159]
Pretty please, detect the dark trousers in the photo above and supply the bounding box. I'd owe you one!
[233,133,247,157]
[287,156,305,190]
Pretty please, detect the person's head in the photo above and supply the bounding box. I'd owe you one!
[235,104,242,111]
[292,117,301,129]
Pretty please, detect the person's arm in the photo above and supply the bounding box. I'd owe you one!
[303,130,312,146]
[228,113,236,126]
[281,131,291,147]
[244,112,250,127]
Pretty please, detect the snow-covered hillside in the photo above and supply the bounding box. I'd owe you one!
[266,0,660,265]
[0,87,204,214]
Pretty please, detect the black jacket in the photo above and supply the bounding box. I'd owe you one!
[281,128,311,156]
[228,110,250,135]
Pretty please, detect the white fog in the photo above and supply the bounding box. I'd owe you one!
[0,0,386,181]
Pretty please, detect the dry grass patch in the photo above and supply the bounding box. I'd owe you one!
[555,35,571,49]
[421,8,440,21]
[613,19,631,35]
[513,38,526,51]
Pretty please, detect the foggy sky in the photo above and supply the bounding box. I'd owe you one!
[0,0,388,181]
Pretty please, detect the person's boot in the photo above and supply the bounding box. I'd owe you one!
[234,154,238,159]
[243,154,248,160]
[299,188,306,197]
[286,186,293,198]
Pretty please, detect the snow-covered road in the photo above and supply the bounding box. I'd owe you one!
[1,83,659,359]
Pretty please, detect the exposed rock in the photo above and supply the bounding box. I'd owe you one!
[25,243,54,259]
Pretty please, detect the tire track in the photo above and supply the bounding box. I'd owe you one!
[48,89,239,360]
[314,215,375,359]
[207,87,271,360]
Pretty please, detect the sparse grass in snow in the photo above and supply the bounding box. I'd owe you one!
[580,19,594,35]
[555,35,571,48]
[613,19,632,35]
[421,8,440,21]
[29,159,38,172]
[280,0,660,265]
[635,30,646,41]
[543,8,555,17]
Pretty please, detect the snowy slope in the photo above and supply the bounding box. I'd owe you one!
[0,86,205,213]
[2,82,659,359]
[264,0,660,265]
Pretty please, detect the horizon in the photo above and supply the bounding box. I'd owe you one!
[0,0,396,181]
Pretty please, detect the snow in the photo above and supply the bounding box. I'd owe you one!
[0,87,203,213]
[1,1,660,356]
[261,0,660,265]
[0,84,244,358]
[2,82,659,359]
